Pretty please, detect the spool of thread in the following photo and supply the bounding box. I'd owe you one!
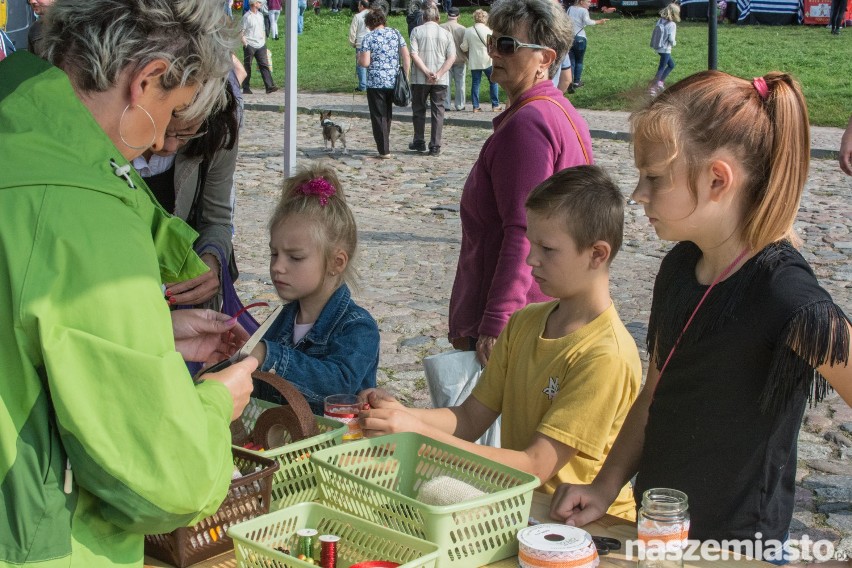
[319,534,340,568]
[297,528,318,559]
[517,524,599,568]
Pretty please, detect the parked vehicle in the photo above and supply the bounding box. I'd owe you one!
[0,0,34,51]
[609,0,669,12]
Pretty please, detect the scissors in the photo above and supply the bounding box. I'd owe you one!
[592,536,621,555]
[193,304,283,382]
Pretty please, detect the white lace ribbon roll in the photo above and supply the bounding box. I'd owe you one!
[517,524,600,568]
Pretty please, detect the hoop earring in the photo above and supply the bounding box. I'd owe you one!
[119,104,157,151]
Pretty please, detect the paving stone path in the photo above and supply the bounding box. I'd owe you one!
[232,107,852,557]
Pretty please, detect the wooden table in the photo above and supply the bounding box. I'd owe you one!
[145,492,771,568]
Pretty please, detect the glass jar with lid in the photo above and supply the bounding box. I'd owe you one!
[637,488,690,568]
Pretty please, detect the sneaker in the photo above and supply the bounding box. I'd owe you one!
[566,84,575,94]
[429,147,441,156]
[574,81,585,88]
[243,88,253,95]
[408,140,427,152]
[378,153,393,159]
[472,108,482,113]
[266,86,279,94]
[456,105,466,111]
[492,105,504,112]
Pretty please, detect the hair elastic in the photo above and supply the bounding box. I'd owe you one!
[752,77,769,101]
[297,177,336,206]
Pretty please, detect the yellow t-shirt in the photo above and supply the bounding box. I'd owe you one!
[472,301,641,520]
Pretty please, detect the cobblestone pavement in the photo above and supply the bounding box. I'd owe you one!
[232,107,852,556]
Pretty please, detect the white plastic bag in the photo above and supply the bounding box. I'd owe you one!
[422,350,501,448]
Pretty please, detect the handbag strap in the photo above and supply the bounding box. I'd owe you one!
[474,24,487,46]
[186,158,210,229]
[654,247,750,389]
[496,95,591,165]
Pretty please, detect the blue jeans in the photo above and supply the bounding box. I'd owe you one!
[470,67,499,109]
[298,0,307,33]
[569,36,587,83]
[355,52,367,90]
[655,52,675,82]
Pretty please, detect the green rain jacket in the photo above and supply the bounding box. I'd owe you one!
[0,52,235,567]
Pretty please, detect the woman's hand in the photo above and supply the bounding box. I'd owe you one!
[202,356,258,421]
[171,309,250,363]
[165,254,221,306]
[476,335,497,366]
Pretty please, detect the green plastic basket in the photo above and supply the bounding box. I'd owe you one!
[235,396,347,510]
[310,432,538,567]
[229,502,442,568]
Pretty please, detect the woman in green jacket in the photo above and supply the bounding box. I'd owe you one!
[0,1,256,566]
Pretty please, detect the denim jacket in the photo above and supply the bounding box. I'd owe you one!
[256,284,380,415]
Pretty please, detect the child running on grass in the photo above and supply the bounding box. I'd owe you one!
[648,2,680,97]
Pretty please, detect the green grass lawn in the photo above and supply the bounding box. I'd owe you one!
[251,9,851,126]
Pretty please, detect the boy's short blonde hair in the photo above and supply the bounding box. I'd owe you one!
[525,165,624,264]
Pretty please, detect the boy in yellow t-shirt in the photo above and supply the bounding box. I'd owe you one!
[359,165,642,520]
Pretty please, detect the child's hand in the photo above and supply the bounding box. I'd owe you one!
[550,482,611,527]
[358,406,422,438]
[359,388,405,411]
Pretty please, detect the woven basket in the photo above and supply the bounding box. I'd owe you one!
[145,448,279,567]
[234,371,349,510]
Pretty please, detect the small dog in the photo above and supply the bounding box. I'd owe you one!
[320,111,348,154]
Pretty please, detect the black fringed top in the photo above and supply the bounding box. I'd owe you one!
[635,240,850,545]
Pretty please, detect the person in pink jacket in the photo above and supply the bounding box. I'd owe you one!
[448,0,594,365]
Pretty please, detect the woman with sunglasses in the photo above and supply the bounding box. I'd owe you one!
[448,0,594,366]
[133,80,241,310]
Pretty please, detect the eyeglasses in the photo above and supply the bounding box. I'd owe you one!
[486,35,552,56]
[165,129,208,142]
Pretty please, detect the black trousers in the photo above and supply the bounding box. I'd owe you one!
[242,44,275,91]
[366,88,394,155]
[830,0,845,31]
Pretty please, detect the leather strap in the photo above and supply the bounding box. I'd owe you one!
[495,95,591,165]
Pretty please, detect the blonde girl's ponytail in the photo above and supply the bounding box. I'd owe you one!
[741,72,809,251]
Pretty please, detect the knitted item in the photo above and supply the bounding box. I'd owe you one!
[417,475,486,506]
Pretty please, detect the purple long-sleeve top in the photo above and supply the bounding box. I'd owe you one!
[448,80,594,340]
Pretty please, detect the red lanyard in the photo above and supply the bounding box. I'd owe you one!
[655,247,750,384]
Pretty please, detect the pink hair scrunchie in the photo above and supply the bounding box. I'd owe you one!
[296,177,336,206]
[752,77,769,101]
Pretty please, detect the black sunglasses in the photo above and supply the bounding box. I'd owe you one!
[486,34,552,55]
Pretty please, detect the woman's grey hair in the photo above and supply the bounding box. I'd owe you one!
[488,0,574,79]
[177,77,229,123]
[42,0,236,95]
[473,8,489,23]
[422,3,440,22]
